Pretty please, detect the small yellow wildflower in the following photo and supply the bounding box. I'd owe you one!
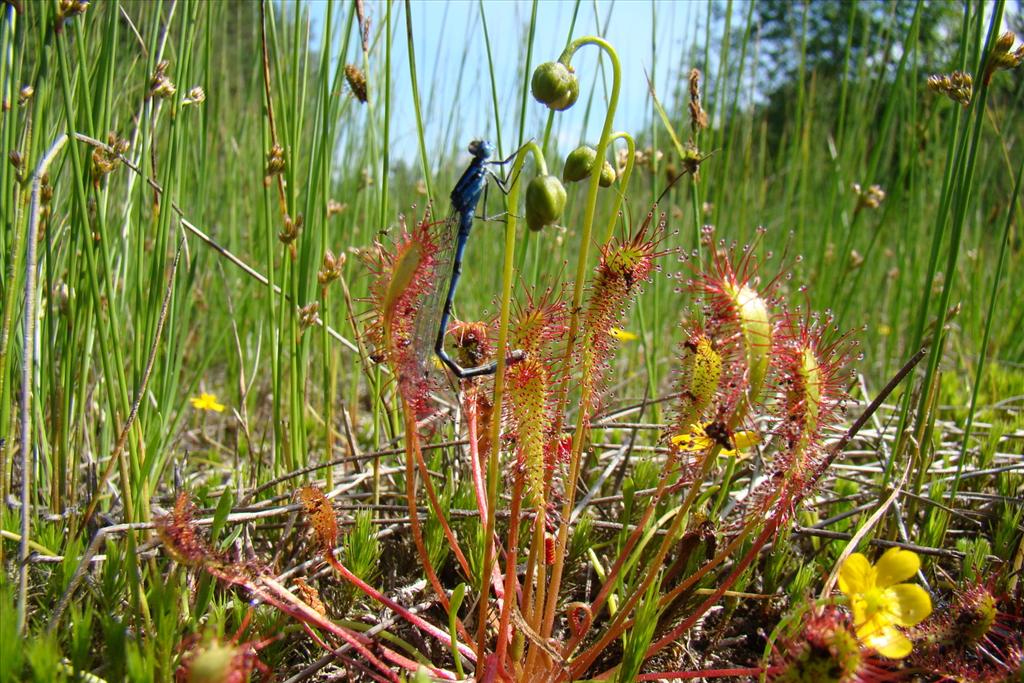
[838,548,932,659]
[190,392,226,413]
[670,422,759,457]
[609,327,638,342]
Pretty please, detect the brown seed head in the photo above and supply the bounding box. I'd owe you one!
[149,60,177,99]
[318,249,346,286]
[345,64,368,103]
[688,69,708,132]
[265,144,286,178]
[927,71,973,106]
[984,32,1024,84]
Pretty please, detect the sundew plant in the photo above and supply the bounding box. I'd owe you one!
[2,1,1024,682]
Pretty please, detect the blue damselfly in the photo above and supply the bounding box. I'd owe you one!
[411,140,524,383]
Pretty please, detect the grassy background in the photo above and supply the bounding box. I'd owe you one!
[1,0,1022,679]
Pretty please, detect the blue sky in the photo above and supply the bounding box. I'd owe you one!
[307,0,712,164]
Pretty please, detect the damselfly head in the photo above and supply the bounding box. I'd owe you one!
[468,139,494,160]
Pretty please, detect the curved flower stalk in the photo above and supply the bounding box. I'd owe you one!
[601,132,636,244]
[530,37,663,670]
[531,36,623,429]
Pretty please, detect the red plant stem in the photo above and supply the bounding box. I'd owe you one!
[466,397,490,528]
[643,516,781,660]
[656,509,763,610]
[411,429,472,579]
[306,615,458,682]
[493,472,526,669]
[574,514,762,670]
[401,407,478,656]
[336,654,395,683]
[302,621,340,651]
[323,553,477,662]
[246,575,398,681]
[519,517,547,672]
[565,461,709,674]
[465,395,508,600]
[562,453,679,655]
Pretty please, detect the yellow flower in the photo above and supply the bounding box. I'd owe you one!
[670,422,759,457]
[609,327,638,342]
[838,548,932,659]
[190,392,226,413]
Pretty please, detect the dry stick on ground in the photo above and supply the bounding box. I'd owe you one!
[281,598,440,683]
[47,500,338,633]
[787,526,990,561]
[16,134,69,635]
[820,456,912,596]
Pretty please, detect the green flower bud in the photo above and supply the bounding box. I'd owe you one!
[184,640,240,683]
[531,61,579,111]
[563,146,597,183]
[599,159,616,187]
[525,175,567,232]
[563,145,617,187]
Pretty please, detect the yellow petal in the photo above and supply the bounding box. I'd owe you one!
[874,547,920,587]
[862,623,913,659]
[731,430,760,450]
[609,327,638,342]
[838,553,874,594]
[887,584,932,626]
[848,595,869,627]
[190,392,226,412]
[670,432,711,453]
